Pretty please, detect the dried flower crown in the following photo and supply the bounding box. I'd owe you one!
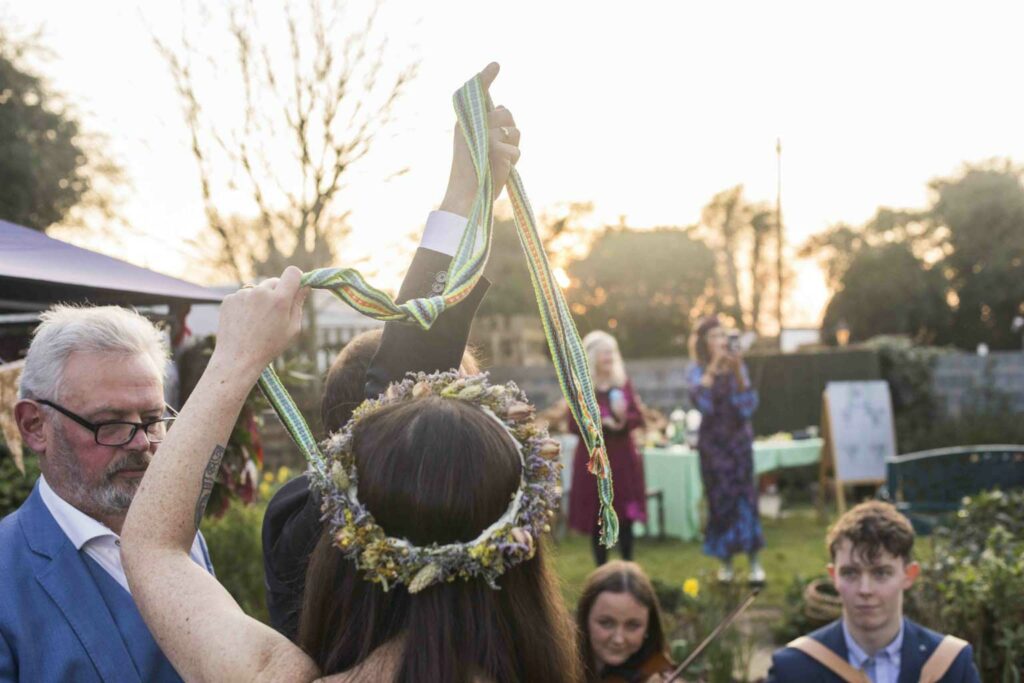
[309,371,563,593]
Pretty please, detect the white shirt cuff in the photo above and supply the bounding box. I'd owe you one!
[419,210,468,257]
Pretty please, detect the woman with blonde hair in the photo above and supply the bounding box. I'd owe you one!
[568,330,647,565]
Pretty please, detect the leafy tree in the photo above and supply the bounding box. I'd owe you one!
[801,206,939,290]
[800,222,871,291]
[805,160,1024,350]
[929,163,1024,350]
[478,202,597,320]
[748,205,775,334]
[477,215,541,319]
[0,29,120,231]
[700,186,745,325]
[565,227,717,357]
[698,185,778,334]
[821,243,950,343]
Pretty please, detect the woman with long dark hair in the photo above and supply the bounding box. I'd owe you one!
[576,561,674,682]
[687,316,765,584]
[262,328,481,640]
[298,395,576,680]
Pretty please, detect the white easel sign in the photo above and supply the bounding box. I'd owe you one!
[823,381,895,483]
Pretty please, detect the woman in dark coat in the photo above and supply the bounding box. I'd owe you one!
[687,316,765,583]
[569,331,647,565]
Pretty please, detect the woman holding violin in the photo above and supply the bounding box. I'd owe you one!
[577,561,677,682]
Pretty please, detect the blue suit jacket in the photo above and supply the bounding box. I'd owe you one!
[767,618,980,683]
[0,483,213,682]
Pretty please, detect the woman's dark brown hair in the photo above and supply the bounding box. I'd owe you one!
[299,396,581,682]
[319,329,481,436]
[692,316,722,368]
[576,560,669,681]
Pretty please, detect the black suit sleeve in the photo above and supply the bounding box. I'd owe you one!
[364,246,490,399]
[263,246,489,641]
[261,474,317,640]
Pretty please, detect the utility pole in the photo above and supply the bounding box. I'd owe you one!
[775,138,784,343]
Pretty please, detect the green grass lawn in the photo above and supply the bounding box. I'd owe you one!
[552,504,938,613]
[551,507,833,611]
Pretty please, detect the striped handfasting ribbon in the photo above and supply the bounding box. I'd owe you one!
[503,171,618,545]
[257,71,618,546]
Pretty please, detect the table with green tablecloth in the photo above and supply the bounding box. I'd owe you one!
[639,439,822,541]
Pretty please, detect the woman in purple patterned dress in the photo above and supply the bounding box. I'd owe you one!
[568,331,647,566]
[687,316,765,583]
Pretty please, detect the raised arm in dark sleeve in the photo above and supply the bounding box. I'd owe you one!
[364,246,490,399]
[263,247,489,641]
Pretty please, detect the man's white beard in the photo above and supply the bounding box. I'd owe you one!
[47,420,151,517]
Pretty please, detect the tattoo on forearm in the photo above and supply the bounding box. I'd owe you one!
[194,445,226,530]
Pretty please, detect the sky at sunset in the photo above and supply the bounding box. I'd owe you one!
[6,0,1024,328]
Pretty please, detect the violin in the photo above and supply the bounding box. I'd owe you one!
[602,649,678,683]
[605,589,760,682]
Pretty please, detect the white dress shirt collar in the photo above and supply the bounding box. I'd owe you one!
[38,474,208,594]
[38,474,119,549]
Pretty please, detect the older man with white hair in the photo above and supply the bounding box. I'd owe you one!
[0,305,213,682]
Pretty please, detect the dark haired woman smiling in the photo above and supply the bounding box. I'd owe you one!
[577,561,674,682]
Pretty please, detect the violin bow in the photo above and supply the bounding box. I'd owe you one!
[663,588,760,682]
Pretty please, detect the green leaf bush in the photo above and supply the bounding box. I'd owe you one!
[867,336,1024,452]
[652,575,758,683]
[0,445,39,519]
[200,498,270,623]
[907,490,1024,682]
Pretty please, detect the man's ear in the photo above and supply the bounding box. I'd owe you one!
[903,561,921,588]
[15,400,48,454]
[827,563,837,583]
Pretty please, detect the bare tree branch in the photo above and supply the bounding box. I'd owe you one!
[152,0,418,283]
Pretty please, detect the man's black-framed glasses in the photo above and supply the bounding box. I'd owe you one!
[37,400,177,447]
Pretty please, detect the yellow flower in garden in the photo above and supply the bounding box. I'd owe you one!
[259,482,272,499]
[263,471,274,484]
[277,466,291,483]
[683,578,699,598]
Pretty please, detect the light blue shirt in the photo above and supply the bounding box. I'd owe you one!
[843,620,904,683]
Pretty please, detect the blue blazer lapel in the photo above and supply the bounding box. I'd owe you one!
[897,618,925,683]
[819,619,850,661]
[21,487,142,683]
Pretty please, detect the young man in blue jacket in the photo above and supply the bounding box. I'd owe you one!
[768,501,980,682]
